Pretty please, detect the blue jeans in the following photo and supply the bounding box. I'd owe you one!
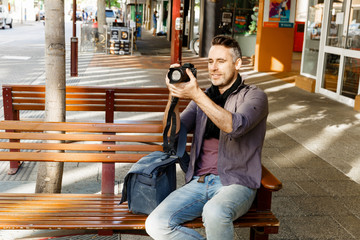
[145,174,256,240]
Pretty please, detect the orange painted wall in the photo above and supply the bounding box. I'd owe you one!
[255,0,295,72]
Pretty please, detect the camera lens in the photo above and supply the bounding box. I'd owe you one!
[171,69,182,82]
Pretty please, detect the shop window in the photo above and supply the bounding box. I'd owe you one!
[342,57,360,99]
[326,0,346,48]
[220,0,259,35]
[346,1,360,50]
[301,0,324,77]
[323,53,340,93]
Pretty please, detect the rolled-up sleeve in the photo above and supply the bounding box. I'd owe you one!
[228,87,268,138]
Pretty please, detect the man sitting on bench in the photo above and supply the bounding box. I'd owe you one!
[145,35,269,239]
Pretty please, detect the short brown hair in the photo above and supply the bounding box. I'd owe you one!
[211,35,242,62]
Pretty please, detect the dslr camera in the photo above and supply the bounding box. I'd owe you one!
[167,63,197,84]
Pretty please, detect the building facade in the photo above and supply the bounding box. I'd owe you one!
[301,0,360,110]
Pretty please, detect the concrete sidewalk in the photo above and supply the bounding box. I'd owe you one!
[0,29,360,240]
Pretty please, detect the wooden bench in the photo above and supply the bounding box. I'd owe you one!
[2,85,190,175]
[0,120,282,239]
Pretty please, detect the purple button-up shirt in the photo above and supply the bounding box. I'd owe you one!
[180,83,268,189]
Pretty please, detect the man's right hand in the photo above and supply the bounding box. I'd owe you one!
[166,65,201,101]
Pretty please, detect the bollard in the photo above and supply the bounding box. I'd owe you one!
[71,37,78,77]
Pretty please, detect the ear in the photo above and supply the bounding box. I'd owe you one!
[235,58,242,71]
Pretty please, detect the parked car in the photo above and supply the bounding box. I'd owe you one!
[95,9,120,25]
[105,9,117,24]
[0,5,13,29]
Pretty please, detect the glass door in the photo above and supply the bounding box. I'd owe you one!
[301,0,325,78]
[317,0,360,106]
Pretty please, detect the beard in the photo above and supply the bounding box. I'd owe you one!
[209,71,237,88]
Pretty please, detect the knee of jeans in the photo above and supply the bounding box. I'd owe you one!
[145,212,160,236]
[145,210,170,237]
[202,202,232,225]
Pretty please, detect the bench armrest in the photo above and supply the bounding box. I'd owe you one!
[261,166,282,191]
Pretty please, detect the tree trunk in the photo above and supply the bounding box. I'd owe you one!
[97,0,106,36]
[35,0,66,194]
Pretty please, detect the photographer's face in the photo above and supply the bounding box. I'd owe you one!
[208,45,241,94]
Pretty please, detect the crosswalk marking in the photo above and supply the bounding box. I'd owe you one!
[1,56,31,60]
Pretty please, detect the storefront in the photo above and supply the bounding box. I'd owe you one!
[221,0,259,57]
[302,0,360,108]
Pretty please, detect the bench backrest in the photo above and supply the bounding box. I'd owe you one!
[2,85,191,121]
[0,121,192,163]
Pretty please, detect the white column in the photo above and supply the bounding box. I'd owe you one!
[157,1,163,33]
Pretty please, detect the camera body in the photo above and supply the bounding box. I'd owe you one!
[167,63,197,84]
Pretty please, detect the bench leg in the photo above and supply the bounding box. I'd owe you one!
[8,161,23,175]
[8,137,22,175]
[250,227,269,240]
[6,121,22,175]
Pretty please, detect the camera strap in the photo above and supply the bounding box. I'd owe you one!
[163,97,181,155]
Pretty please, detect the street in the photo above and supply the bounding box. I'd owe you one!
[0,20,80,86]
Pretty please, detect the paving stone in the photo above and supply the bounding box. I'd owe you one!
[332,215,360,239]
[268,167,312,182]
[272,196,303,217]
[294,180,329,196]
[293,155,334,169]
[293,196,352,216]
[274,181,308,197]
[303,168,351,181]
[271,217,298,240]
[317,180,360,197]
[281,216,354,239]
[338,197,360,216]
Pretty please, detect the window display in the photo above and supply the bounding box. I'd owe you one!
[220,0,259,35]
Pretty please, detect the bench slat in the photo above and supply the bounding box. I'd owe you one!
[7,85,190,114]
[0,212,275,221]
[0,193,121,198]
[0,192,279,231]
[0,132,163,142]
[11,99,166,105]
[12,105,189,112]
[0,121,163,132]
[12,92,45,98]
[0,152,147,163]
[4,85,171,93]
[0,142,163,152]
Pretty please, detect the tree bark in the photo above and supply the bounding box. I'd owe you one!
[97,0,106,36]
[35,0,66,194]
